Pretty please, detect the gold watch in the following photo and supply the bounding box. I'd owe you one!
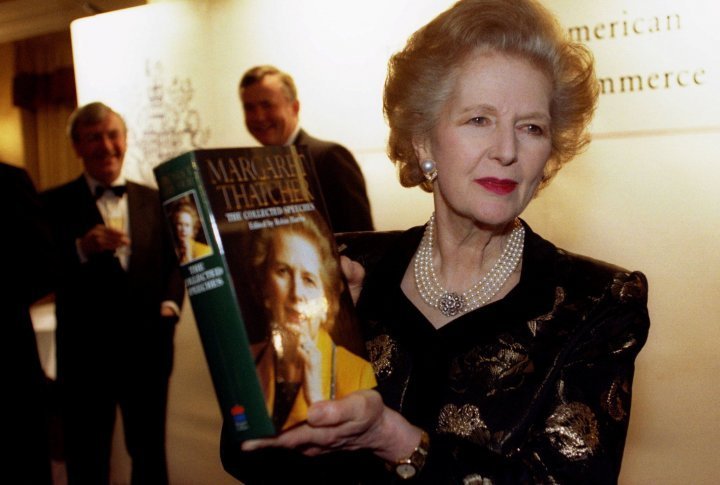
[389,430,430,480]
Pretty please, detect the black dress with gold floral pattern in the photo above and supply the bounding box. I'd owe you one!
[220,222,649,485]
[341,221,650,484]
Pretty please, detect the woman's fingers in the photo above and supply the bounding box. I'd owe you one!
[240,390,383,453]
[240,389,422,463]
[340,256,365,304]
[307,390,382,427]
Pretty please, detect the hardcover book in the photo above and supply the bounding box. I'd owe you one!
[154,146,376,442]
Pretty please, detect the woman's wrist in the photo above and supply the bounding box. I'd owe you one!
[373,407,429,479]
[373,406,425,463]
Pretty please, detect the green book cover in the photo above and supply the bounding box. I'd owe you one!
[154,146,376,443]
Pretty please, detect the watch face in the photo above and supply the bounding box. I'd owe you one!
[396,463,417,479]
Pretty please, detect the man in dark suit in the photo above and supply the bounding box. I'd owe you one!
[42,102,184,485]
[239,65,374,233]
[0,161,55,484]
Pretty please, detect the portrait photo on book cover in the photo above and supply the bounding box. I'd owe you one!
[227,210,376,431]
[164,190,213,266]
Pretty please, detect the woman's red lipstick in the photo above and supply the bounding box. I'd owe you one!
[475,177,517,195]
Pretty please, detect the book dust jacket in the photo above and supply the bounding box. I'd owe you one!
[154,146,376,442]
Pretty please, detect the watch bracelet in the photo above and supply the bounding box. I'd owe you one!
[386,430,430,479]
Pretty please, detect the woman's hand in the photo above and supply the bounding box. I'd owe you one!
[241,389,423,463]
[179,238,193,263]
[340,256,365,305]
[294,322,323,403]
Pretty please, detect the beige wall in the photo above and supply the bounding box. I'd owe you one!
[69,1,720,483]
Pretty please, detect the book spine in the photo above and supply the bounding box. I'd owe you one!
[155,154,274,442]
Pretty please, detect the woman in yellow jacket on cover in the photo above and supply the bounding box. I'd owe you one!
[249,214,376,430]
[169,198,211,264]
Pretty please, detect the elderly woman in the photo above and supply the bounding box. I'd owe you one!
[170,199,211,264]
[223,0,650,483]
[247,214,376,431]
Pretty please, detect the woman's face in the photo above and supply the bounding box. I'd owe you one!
[265,232,327,336]
[174,211,195,241]
[418,52,553,228]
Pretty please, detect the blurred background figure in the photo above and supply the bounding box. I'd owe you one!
[41,102,184,485]
[239,65,374,233]
[0,160,56,485]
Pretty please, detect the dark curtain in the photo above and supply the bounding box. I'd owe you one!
[12,30,80,189]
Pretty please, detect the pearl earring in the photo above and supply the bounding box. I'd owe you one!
[420,159,437,182]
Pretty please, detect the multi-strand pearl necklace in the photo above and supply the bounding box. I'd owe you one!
[413,213,525,317]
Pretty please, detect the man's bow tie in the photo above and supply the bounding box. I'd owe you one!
[94,185,127,199]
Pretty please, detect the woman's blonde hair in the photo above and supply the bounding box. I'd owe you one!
[384,0,598,192]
